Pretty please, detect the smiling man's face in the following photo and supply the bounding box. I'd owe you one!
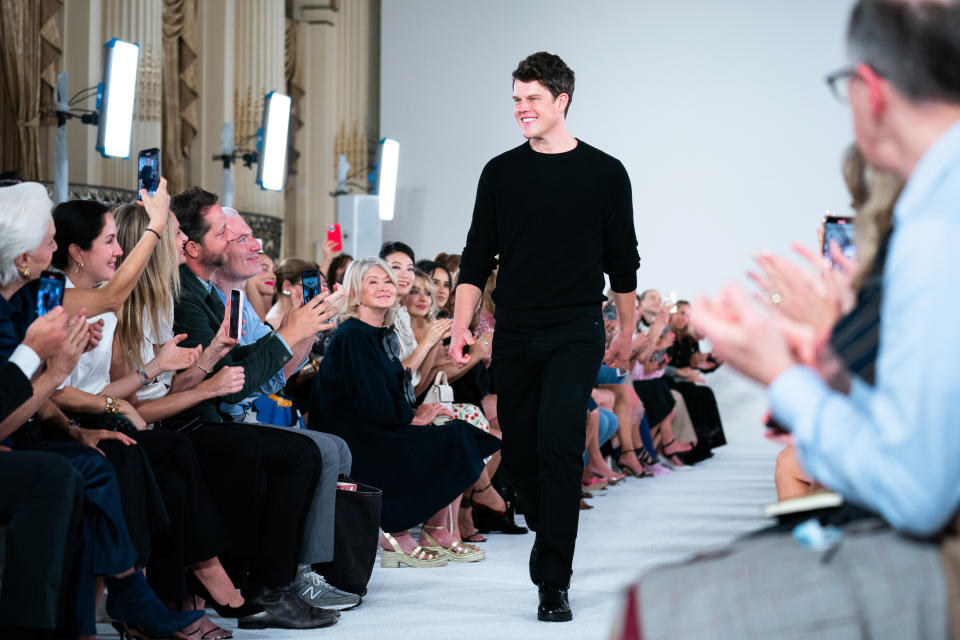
[513,79,566,141]
[221,215,263,280]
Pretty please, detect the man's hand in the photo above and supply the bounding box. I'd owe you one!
[692,285,796,387]
[280,289,341,344]
[411,403,454,426]
[448,322,475,366]
[202,303,240,367]
[22,306,70,361]
[605,331,632,369]
[198,366,245,397]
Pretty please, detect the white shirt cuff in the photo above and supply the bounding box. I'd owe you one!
[9,344,42,380]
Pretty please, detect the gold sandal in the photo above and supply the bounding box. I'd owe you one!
[380,532,448,568]
[420,524,486,563]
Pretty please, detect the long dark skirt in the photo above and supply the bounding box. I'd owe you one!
[313,419,501,533]
[666,379,726,449]
[632,378,676,426]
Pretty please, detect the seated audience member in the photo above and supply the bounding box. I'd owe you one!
[168,186,341,629]
[584,390,623,487]
[415,259,453,318]
[380,241,444,394]
[434,252,461,280]
[665,301,726,453]
[475,268,496,335]
[0,182,204,640]
[245,251,275,322]
[208,209,357,610]
[759,144,904,500]
[308,257,501,566]
[51,199,252,639]
[326,253,353,289]
[618,3,960,636]
[404,270,507,527]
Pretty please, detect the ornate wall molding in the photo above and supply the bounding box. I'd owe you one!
[40,181,137,206]
[239,211,283,261]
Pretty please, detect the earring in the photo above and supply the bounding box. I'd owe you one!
[20,266,30,278]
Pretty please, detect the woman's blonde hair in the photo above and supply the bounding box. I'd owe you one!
[339,257,400,326]
[113,203,181,368]
[842,145,905,290]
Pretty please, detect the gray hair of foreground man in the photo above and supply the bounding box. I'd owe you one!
[848,0,960,103]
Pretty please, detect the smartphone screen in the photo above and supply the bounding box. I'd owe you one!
[229,289,243,340]
[326,224,343,252]
[35,270,65,317]
[822,216,856,261]
[137,147,161,200]
[301,269,321,305]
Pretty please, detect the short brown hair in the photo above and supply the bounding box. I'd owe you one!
[512,52,575,116]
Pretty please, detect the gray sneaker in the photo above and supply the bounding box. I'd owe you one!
[291,568,361,611]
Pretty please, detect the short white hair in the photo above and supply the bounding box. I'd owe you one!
[339,256,400,325]
[221,206,240,218]
[0,182,53,287]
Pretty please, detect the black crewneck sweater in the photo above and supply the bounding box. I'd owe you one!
[459,140,640,324]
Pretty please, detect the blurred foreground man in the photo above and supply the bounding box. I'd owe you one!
[617,1,960,638]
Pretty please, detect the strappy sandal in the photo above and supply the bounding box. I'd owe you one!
[380,532,448,568]
[420,524,486,563]
[470,483,507,516]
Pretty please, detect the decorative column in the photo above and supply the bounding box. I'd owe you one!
[231,0,286,218]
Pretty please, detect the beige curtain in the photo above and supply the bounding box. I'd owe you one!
[161,0,198,194]
[0,0,45,178]
[39,0,62,126]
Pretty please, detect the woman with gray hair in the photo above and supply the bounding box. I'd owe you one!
[308,257,501,567]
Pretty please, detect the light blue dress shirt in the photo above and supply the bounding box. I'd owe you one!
[211,284,295,419]
[769,120,960,537]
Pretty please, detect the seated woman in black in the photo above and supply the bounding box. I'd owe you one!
[308,257,501,567]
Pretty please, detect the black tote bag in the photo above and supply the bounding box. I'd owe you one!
[312,476,382,598]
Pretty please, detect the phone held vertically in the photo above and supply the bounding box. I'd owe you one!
[229,289,244,340]
[326,224,343,252]
[36,270,66,317]
[301,269,321,305]
[137,148,161,200]
[822,215,855,262]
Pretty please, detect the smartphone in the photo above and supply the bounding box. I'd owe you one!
[35,270,66,317]
[137,148,161,200]
[301,269,321,305]
[822,215,855,261]
[326,224,343,252]
[228,289,244,340]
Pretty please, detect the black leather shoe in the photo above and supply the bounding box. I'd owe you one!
[238,590,339,629]
[537,582,572,622]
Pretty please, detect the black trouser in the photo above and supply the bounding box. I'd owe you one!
[0,452,83,632]
[492,315,604,588]
[133,430,229,603]
[186,423,321,591]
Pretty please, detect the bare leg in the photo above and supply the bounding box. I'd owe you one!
[599,384,640,471]
[470,467,506,513]
[775,446,822,500]
[420,499,462,548]
[584,409,623,483]
[192,557,245,607]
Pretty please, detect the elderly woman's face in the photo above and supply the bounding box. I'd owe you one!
[21,219,57,280]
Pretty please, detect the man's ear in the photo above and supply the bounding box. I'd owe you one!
[857,64,886,117]
[184,240,201,260]
[555,92,569,115]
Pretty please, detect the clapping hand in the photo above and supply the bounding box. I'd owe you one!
[155,334,202,372]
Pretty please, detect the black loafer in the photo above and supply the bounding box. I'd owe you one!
[537,582,572,622]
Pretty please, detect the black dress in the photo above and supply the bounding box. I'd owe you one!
[666,335,726,449]
[308,317,500,533]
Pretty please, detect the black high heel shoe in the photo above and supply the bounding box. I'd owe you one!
[188,574,264,618]
[474,499,528,535]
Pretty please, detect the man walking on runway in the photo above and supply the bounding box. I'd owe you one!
[450,51,640,622]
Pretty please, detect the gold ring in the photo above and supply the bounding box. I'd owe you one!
[771,293,782,305]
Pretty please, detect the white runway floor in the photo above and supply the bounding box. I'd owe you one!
[98,369,781,639]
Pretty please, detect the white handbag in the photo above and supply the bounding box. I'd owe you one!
[424,371,455,425]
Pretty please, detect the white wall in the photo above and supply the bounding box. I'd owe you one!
[380,0,857,298]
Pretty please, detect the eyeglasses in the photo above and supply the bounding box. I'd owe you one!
[825,66,858,103]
